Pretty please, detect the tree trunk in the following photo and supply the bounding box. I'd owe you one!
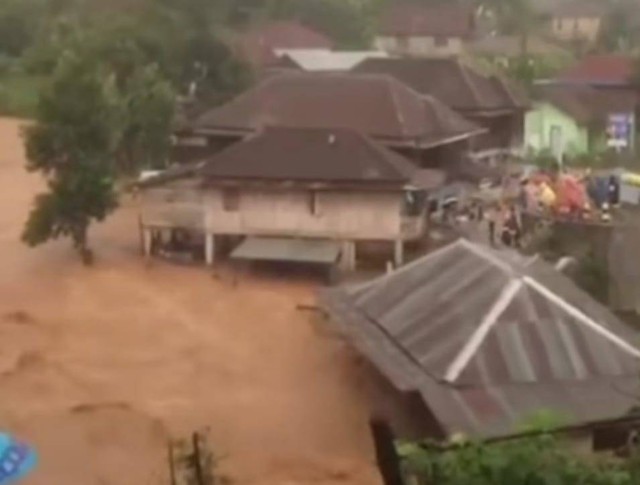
[73,225,94,266]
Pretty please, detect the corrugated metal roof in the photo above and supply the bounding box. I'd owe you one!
[321,239,640,439]
[231,237,340,264]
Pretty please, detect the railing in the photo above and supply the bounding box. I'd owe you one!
[401,216,425,240]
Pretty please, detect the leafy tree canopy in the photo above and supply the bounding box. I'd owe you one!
[22,0,252,104]
[23,51,121,262]
[22,24,176,260]
[400,434,640,485]
[265,0,374,48]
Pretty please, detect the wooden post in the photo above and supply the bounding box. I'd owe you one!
[341,241,356,271]
[143,227,152,258]
[138,216,144,256]
[370,418,404,485]
[205,233,215,266]
[394,240,404,268]
[350,241,357,271]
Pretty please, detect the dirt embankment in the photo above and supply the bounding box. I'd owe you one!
[0,118,381,485]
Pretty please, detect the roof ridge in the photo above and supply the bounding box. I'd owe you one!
[457,58,483,108]
[493,75,519,107]
[385,76,408,138]
[523,277,640,360]
[358,131,415,180]
[441,251,640,384]
[363,239,467,287]
[420,95,441,136]
[444,278,524,383]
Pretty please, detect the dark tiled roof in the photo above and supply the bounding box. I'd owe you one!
[193,72,483,148]
[353,57,529,113]
[557,55,634,85]
[235,21,334,69]
[533,84,636,125]
[321,239,640,439]
[378,2,476,37]
[200,127,418,184]
[143,127,447,189]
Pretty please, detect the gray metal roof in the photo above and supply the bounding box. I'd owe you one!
[320,239,640,438]
[231,237,340,264]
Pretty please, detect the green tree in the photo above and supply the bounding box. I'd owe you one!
[22,52,121,262]
[265,0,373,48]
[0,0,47,58]
[598,0,640,54]
[118,64,175,172]
[23,0,251,104]
[22,25,176,260]
[481,0,546,57]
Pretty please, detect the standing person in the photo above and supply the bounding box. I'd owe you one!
[499,204,512,247]
[487,204,498,246]
[608,175,620,207]
[509,205,523,248]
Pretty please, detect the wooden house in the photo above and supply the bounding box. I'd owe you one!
[353,57,529,164]
[139,127,446,270]
[176,72,485,177]
[374,3,476,58]
[525,83,636,158]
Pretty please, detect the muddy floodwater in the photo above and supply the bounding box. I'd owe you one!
[0,118,381,484]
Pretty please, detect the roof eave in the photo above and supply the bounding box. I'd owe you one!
[418,129,488,150]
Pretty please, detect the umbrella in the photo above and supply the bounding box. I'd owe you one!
[0,433,37,485]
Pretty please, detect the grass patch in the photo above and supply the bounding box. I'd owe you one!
[0,72,43,118]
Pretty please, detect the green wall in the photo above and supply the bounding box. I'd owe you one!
[525,102,589,156]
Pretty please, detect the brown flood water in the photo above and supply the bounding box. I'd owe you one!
[0,118,382,485]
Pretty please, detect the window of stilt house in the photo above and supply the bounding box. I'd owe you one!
[222,188,240,212]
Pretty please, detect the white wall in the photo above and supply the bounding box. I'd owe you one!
[375,35,464,57]
[141,183,425,241]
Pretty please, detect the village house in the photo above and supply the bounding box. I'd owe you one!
[139,127,446,271]
[556,54,635,90]
[553,55,637,153]
[467,34,571,65]
[231,20,334,71]
[353,57,529,164]
[374,2,476,58]
[543,0,606,45]
[321,239,640,441]
[181,72,485,177]
[525,84,636,158]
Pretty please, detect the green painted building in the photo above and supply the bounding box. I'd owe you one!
[524,84,633,159]
[525,100,590,157]
[525,85,602,159]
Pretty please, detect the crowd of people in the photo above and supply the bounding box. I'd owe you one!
[438,167,625,250]
[515,169,620,222]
